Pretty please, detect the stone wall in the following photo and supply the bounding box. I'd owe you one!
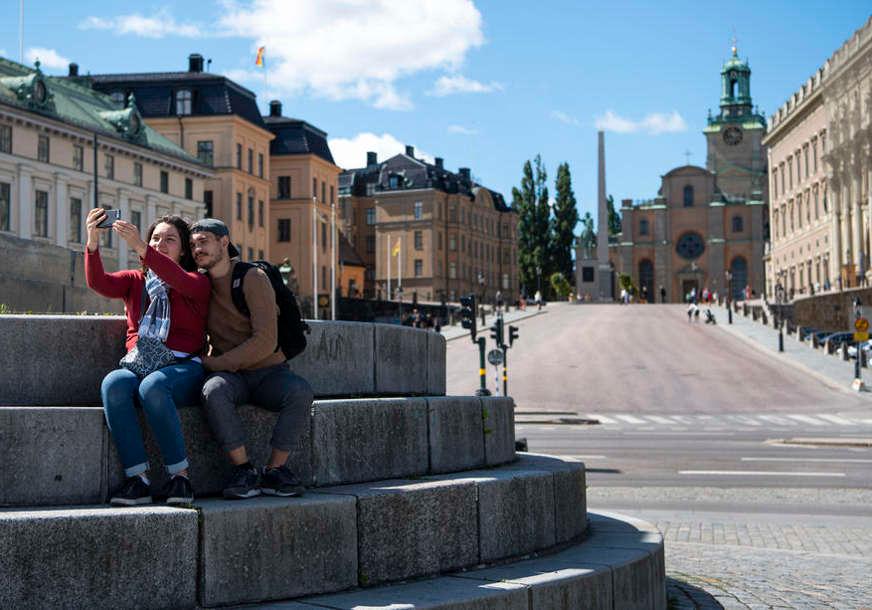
[792,286,872,331]
[0,232,120,313]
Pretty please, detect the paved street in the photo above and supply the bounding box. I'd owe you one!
[447,303,872,608]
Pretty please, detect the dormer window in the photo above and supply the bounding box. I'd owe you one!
[110,91,125,105]
[176,89,192,116]
[389,175,399,189]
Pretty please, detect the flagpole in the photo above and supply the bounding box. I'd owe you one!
[387,232,391,302]
[331,197,336,320]
[312,196,318,320]
[398,235,403,292]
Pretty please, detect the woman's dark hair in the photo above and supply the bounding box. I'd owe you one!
[141,215,196,272]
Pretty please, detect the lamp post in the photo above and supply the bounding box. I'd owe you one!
[725,269,733,324]
[312,196,318,319]
[775,281,785,352]
[478,272,486,327]
[853,297,863,387]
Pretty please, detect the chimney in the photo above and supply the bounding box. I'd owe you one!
[459,167,471,182]
[435,157,444,169]
[405,145,415,158]
[366,151,378,167]
[68,63,79,77]
[188,53,204,73]
[269,100,282,117]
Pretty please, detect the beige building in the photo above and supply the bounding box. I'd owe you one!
[764,16,872,300]
[340,148,518,304]
[264,100,341,317]
[0,56,210,311]
[90,54,273,261]
[606,45,768,302]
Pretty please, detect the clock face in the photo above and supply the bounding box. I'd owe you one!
[676,232,705,260]
[723,126,743,146]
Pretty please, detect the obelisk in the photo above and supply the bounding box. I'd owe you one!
[596,130,612,299]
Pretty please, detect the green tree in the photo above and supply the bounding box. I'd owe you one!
[513,154,552,296]
[550,162,579,285]
[550,272,572,298]
[606,195,622,236]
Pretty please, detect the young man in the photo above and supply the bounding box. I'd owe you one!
[190,219,313,499]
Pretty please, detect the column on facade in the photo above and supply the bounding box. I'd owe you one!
[146,195,157,230]
[840,180,851,275]
[118,189,130,270]
[852,169,862,274]
[830,180,842,285]
[17,164,32,240]
[54,173,68,248]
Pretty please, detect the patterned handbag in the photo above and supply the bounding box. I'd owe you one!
[119,280,178,378]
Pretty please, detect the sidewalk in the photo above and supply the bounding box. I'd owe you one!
[716,303,872,407]
[441,305,548,342]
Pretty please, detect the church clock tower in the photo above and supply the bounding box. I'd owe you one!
[703,43,768,203]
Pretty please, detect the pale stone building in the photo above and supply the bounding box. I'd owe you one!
[0,56,210,312]
[339,148,518,304]
[764,16,872,300]
[608,46,768,302]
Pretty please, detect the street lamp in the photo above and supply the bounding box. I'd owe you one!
[775,281,785,352]
[724,269,733,325]
[477,271,486,327]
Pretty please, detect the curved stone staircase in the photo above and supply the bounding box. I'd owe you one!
[0,316,665,609]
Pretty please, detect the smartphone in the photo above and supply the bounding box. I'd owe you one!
[97,209,121,228]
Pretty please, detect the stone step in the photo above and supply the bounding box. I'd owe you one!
[233,511,665,610]
[1,396,515,507]
[0,454,588,609]
[0,317,446,405]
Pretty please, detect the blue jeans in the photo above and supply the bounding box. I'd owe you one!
[101,361,203,478]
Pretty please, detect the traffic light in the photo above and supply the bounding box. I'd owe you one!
[490,317,504,347]
[459,294,476,339]
[509,325,519,347]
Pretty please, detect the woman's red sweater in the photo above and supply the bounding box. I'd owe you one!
[85,247,211,354]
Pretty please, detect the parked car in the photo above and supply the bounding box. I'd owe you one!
[799,326,818,341]
[813,330,837,344]
[847,340,872,359]
[821,332,854,349]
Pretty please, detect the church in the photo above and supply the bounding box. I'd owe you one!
[607,46,769,303]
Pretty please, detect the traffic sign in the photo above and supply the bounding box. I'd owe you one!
[855,317,869,332]
[487,349,504,366]
[854,332,869,342]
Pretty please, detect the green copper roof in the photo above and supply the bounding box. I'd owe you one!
[0,56,204,169]
[722,45,750,73]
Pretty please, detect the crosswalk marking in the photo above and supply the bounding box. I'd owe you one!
[573,413,872,429]
[816,414,855,426]
[786,414,828,426]
[614,414,646,424]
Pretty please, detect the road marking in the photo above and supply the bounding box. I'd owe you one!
[816,414,856,426]
[758,415,792,425]
[560,455,606,461]
[786,414,828,426]
[678,470,846,477]
[614,414,646,424]
[645,415,676,425]
[587,413,619,424]
[727,415,761,426]
[741,457,872,463]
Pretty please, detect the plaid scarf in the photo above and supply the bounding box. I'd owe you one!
[138,271,171,341]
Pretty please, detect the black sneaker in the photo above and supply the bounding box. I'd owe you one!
[162,475,194,507]
[223,465,261,500]
[261,466,305,497]
[110,476,153,506]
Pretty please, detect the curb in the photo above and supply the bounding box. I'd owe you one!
[774,437,872,448]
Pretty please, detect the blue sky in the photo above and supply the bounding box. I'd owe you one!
[2,1,869,224]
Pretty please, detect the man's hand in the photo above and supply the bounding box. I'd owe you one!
[113,220,147,257]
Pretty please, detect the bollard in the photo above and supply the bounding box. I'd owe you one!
[843,343,850,361]
[862,349,868,369]
[812,334,819,349]
[778,328,784,352]
[762,312,768,325]
[825,340,834,355]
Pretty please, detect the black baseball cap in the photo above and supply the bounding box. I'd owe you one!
[190,218,240,258]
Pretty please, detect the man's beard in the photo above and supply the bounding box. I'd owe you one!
[198,248,225,270]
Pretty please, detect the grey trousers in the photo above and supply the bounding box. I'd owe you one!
[201,364,313,453]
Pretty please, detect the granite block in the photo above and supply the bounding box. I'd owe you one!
[481,396,516,466]
[312,398,428,485]
[322,478,479,586]
[0,406,108,506]
[427,396,486,474]
[288,321,375,396]
[427,330,447,395]
[197,495,358,607]
[374,323,428,394]
[0,505,197,609]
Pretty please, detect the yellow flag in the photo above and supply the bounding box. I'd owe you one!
[391,239,401,256]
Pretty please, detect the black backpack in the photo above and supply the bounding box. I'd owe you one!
[230,261,309,361]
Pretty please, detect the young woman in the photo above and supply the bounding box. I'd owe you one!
[85,209,210,506]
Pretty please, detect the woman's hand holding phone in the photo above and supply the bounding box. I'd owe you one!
[85,208,108,252]
[113,220,147,258]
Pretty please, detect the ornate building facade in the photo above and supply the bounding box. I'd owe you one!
[608,46,768,302]
[764,16,872,300]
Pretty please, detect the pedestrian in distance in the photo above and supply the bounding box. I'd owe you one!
[660,285,666,303]
[534,289,543,310]
[191,219,314,500]
[641,285,648,303]
[85,209,210,507]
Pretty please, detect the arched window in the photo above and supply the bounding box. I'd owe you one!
[732,216,744,233]
[729,257,748,301]
[639,219,649,236]
[730,78,738,98]
[638,259,654,301]
[175,89,192,116]
[683,185,694,207]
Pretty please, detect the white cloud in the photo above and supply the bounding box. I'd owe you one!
[79,10,202,38]
[328,132,433,170]
[448,124,478,135]
[25,47,71,70]
[215,0,485,109]
[595,110,687,135]
[429,75,502,97]
[550,110,580,127]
